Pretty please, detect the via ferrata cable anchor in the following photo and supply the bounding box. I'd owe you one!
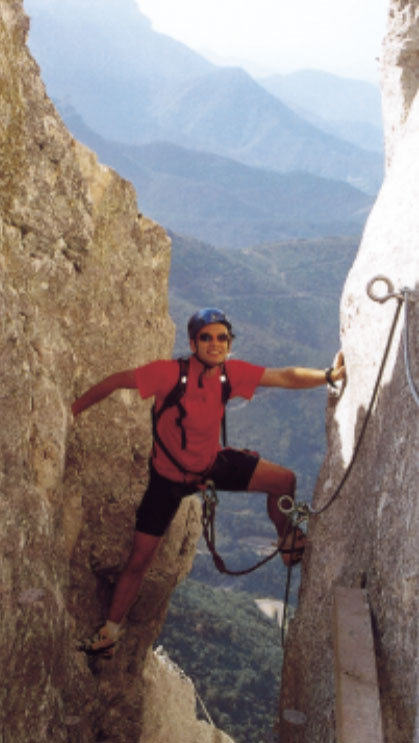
[367,275,419,407]
[366,275,405,304]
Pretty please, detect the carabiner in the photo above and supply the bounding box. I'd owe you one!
[202,479,218,507]
[278,494,295,515]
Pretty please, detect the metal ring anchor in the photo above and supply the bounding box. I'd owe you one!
[366,275,404,304]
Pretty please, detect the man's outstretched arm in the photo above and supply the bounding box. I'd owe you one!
[259,351,345,389]
[72,369,138,417]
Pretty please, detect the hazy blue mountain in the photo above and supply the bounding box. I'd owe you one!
[260,70,384,153]
[25,0,213,143]
[137,65,383,193]
[59,104,373,248]
[25,0,383,193]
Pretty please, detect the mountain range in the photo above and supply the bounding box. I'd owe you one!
[260,69,383,153]
[58,104,373,248]
[25,0,384,197]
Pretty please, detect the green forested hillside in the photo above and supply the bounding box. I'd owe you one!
[156,579,284,743]
[170,232,358,364]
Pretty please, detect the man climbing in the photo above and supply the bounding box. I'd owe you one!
[73,308,345,657]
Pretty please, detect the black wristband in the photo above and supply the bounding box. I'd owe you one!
[325,367,337,388]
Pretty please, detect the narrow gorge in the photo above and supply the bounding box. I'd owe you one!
[1,1,418,742]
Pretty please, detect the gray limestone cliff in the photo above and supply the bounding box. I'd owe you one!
[280,2,419,741]
[0,2,232,742]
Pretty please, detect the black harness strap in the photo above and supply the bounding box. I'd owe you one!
[151,357,231,477]
[219,368,231,447]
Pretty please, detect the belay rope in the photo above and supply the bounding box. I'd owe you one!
[200,481,305,647]
[199,276,418,643]
[201,481,306,577]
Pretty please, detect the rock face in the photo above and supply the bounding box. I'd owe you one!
[141,648,233,743]
[0,2,232,742]
[279,3,419,742]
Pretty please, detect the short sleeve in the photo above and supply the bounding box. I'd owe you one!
[134,360,179,400]
[225,359,265,400]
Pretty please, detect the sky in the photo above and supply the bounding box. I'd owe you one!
[135,0,389,82]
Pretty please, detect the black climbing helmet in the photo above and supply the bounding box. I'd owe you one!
[187,308,234,340]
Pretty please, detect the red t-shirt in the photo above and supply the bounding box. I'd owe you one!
[135,355,265,482]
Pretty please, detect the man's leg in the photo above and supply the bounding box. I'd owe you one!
[81,464,189,656]
[84,530,161,656]
[108,530,162,623]
[247,458,304,564]
[107,464,185,624]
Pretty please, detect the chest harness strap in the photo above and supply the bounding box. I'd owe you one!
[151,357,231,477]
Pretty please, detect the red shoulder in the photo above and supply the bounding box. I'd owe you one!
[134,359,179,399]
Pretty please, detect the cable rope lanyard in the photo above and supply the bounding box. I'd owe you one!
[201,481,295,576]
[305,276,404,516]
[279,275,416,520]
[201,482,308,575]
[201,481,305,647]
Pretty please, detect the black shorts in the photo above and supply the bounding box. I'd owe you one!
[135,448,260,537]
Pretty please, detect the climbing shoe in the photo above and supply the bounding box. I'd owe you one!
[278,526,306,567]
[79,625,118,659]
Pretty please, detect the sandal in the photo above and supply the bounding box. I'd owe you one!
[278,526,306,567]
[78,625,117,659]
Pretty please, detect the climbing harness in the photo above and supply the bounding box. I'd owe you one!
[201,480,305,647]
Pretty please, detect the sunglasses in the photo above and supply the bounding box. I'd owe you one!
[198,332,230,343]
